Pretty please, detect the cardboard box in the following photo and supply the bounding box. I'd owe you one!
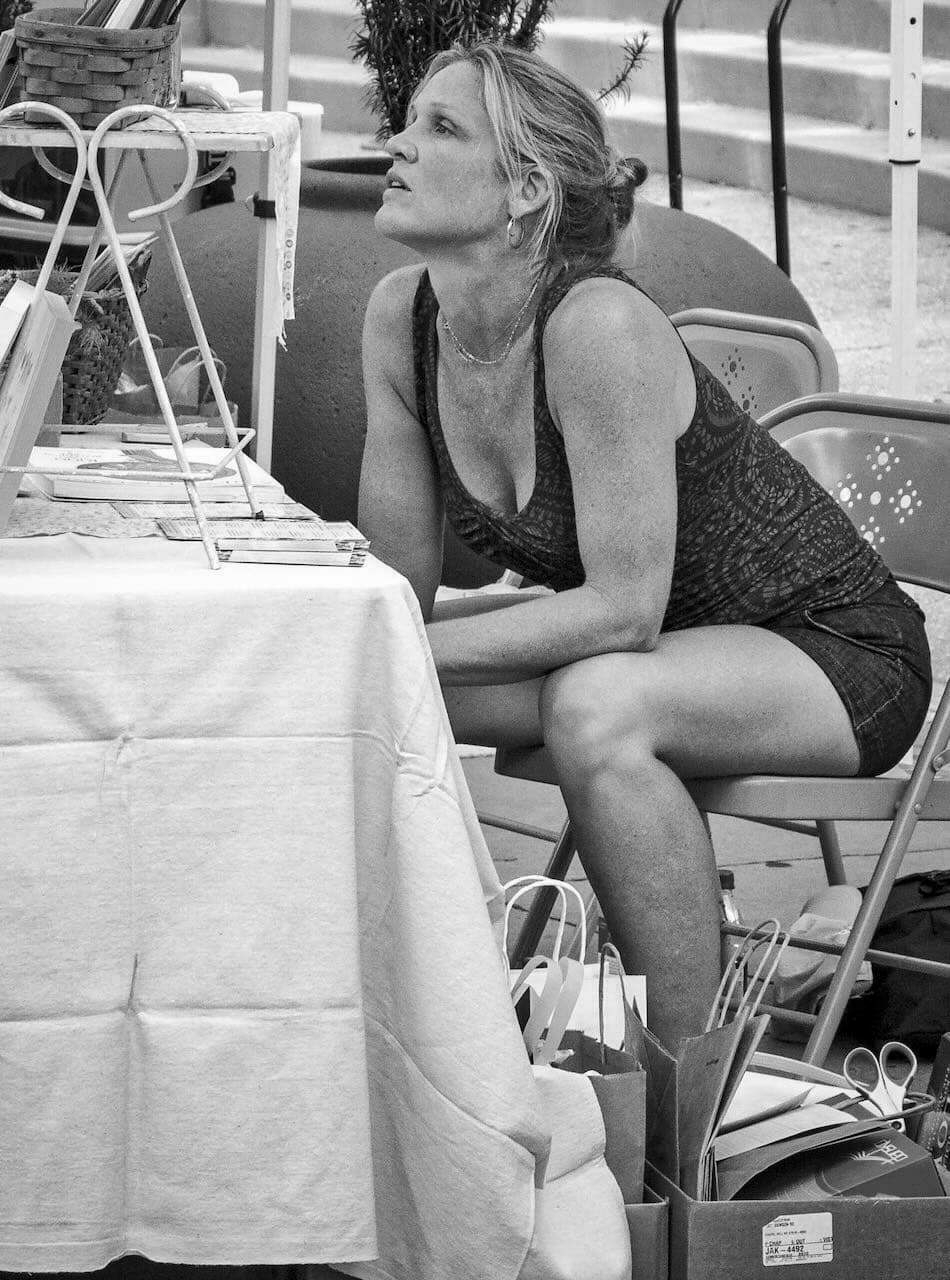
[648,1162,950,1280]
[924,1033,950,1169]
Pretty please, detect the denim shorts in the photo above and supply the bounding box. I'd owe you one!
[764,578,933,777]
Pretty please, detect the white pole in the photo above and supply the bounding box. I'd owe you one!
[262,0,291,112]
[250,0,292,469]
[888,0,923,398]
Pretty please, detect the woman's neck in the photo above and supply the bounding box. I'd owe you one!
[426,253,546,357]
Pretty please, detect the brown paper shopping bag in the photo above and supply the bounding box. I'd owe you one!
[556,1030,648,1207]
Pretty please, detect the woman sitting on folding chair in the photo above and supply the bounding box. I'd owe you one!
[356,40,932,1050]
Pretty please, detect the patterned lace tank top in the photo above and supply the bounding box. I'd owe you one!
[412,266,890,629]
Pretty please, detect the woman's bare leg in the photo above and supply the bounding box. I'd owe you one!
[538,626,860,1049]
[441,621,861,1051]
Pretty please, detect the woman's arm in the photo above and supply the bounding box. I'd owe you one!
[426,278,695,686]
[357,267,445,619]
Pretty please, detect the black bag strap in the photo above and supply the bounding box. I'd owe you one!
[873,872,950,930]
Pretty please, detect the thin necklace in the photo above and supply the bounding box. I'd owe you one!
[439,276,542,367]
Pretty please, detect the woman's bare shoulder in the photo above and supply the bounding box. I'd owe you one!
[365,263,427,331]
[542,273,695,428]
[544,273,677,355]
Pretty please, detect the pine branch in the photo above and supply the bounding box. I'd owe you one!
[351,0,560,138]
[597,31,649,105]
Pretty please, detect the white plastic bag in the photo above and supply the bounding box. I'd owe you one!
[519,1067,632,1280]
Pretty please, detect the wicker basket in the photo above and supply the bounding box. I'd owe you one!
[0,256,150,424]
[14,8,180,130]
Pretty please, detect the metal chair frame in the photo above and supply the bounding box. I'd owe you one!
[670,307,839,420]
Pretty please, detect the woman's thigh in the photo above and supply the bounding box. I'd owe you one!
[441,678,547,748]
[441,623,863,770]
[543,624,862,778]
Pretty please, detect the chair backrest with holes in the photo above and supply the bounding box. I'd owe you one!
[781,418,950,593]
[671,307,839,418]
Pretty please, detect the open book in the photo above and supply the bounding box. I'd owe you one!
[23,444,287,504]
[0,287,78,535]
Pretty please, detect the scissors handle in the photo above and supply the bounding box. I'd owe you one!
[843,1046,880,1088]
[879,1040,918,1091]
[843,1042,917,1121]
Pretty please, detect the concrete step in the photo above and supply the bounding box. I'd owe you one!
[182,28,950,145]
[559,0,950,56]
[546,17,950,138]
[190,2,950,140]
[192,0,950,60]
[602,92,950,230]
[200,0,359,58]
[182,42,373,132]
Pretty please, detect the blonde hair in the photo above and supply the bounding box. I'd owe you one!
[418,41,646,272]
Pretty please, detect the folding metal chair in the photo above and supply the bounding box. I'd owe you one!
[496,392,950,1065]
[670,307,839,418]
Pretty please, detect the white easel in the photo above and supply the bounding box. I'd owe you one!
[0,100,300,567]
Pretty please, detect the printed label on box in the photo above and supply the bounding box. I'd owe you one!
[763,1213,833,1267]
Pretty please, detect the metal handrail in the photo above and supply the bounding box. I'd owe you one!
[768,0,795,275]
[664,0,796,273]
[662,0,688,209]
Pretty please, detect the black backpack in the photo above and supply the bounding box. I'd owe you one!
[846,870,950,1054]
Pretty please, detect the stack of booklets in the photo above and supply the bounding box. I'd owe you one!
[158,515,370,566]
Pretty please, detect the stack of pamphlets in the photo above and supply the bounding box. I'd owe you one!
[158,515,370,566]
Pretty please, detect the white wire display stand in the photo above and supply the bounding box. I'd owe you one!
[0,98,299,568]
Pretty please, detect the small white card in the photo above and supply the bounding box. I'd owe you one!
[763,1213,833,1267]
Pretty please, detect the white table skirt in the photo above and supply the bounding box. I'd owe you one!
[0,537,547,1278]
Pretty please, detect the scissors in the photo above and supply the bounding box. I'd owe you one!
[843,1041,918,1123]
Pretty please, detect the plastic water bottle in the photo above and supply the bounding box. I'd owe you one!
[719,868,745,987]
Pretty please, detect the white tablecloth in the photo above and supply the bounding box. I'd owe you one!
[0,537,548,1277]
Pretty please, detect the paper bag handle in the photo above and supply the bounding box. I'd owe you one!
[503,874,587,964]
[510,955,565,1060]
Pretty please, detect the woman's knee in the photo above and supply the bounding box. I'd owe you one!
[540,654,658,780]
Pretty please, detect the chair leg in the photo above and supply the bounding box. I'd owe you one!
[816,820,847,885]
[509,819,576,967]
[804,814,924,1062]
[805,693,950,1065]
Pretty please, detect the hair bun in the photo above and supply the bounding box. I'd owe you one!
[619,155,648,190]
[604,152,647,229]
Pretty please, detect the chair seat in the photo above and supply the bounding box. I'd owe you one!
[494,745,950,821]
[494,744,559,786]
[685,773,950,822]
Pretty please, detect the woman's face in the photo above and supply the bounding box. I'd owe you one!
[375,61,510,252]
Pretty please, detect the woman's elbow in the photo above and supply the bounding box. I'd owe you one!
[590,586,664,653]
[615,615,662,653]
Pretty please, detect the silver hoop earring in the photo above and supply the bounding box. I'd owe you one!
[506,216,525,250]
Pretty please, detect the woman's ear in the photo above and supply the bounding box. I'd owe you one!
[509,166,552,221]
